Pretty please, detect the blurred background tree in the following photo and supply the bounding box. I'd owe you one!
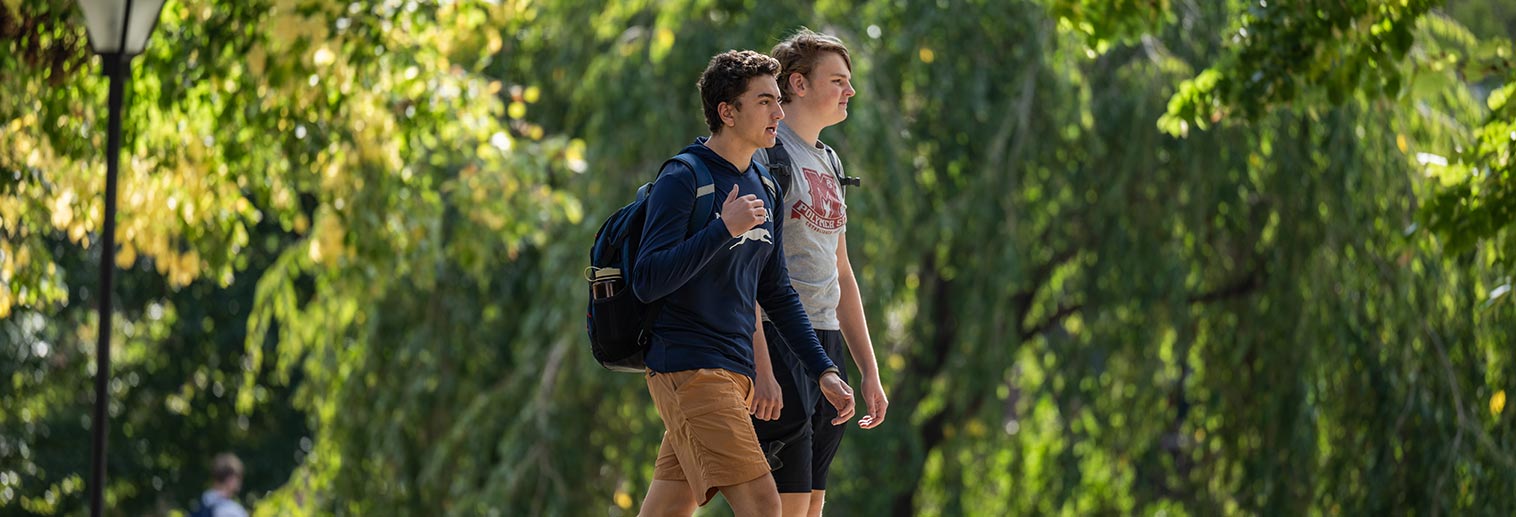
[1,0,1513,515]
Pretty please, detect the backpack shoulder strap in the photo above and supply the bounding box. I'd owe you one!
[637,153,716,343]
[753,161,781,210]
[192,496,223,517]
[822,145,860,195]
[665,153,716,237]
[764,139,794,201]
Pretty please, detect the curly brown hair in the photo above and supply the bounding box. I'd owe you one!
[697,50,781,133]
[770,29,852,104]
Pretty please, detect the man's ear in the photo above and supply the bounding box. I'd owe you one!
[718,101,737,127]
[788,72,807,98]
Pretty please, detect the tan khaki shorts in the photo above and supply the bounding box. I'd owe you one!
[647,368,771,505]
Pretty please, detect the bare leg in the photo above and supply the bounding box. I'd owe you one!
[638,480,697,517]
[777,493,811,517]
[806,490,826,517]
[717,473,782,517]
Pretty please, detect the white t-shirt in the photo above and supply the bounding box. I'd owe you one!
[200,490,249,517]
[755,121,848,330]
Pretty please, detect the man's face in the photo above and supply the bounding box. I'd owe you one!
[723,75,785,148]
[794,52,855,125]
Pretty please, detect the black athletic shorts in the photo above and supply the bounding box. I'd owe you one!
[750,322,848,493]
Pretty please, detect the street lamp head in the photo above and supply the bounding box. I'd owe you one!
[78,0,167,58]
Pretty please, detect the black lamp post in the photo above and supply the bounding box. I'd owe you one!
[74,1,165,516]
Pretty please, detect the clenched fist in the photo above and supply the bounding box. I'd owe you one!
[721,184,766,237]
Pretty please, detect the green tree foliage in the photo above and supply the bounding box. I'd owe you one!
[2,0,579,514]
[3,0,1515,516]
[1153,0,1516,268]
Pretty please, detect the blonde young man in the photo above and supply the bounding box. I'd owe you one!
[749,31,890,517]
[632,50,857,517]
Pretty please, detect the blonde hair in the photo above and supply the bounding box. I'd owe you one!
[769,29,852,103]
[211,453,243,483]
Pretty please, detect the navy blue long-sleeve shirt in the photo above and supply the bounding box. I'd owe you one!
[631,141,836,381]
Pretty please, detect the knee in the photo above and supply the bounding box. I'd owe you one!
[737,489,782,516]
[672,498,699,516]
[756,491,783,514]
[638,484,697,517]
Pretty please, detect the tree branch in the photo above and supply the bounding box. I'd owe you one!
[1013,246,1080,336]
[1186,266,1264,305]
[1020,303,1083,341]
[1020,266,1264,341]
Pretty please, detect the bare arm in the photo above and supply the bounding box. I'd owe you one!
[837,233,888,428]
[750,304,782,421]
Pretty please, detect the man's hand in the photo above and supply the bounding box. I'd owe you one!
[858,377,889,429]
[751,371,784,421]
[721,184,766,237]
[818,371,856,425]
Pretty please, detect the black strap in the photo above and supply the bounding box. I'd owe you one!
[766,139,796,201]
[823,146,861,191]
[753,160,781,207]
[765,139,859,201]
